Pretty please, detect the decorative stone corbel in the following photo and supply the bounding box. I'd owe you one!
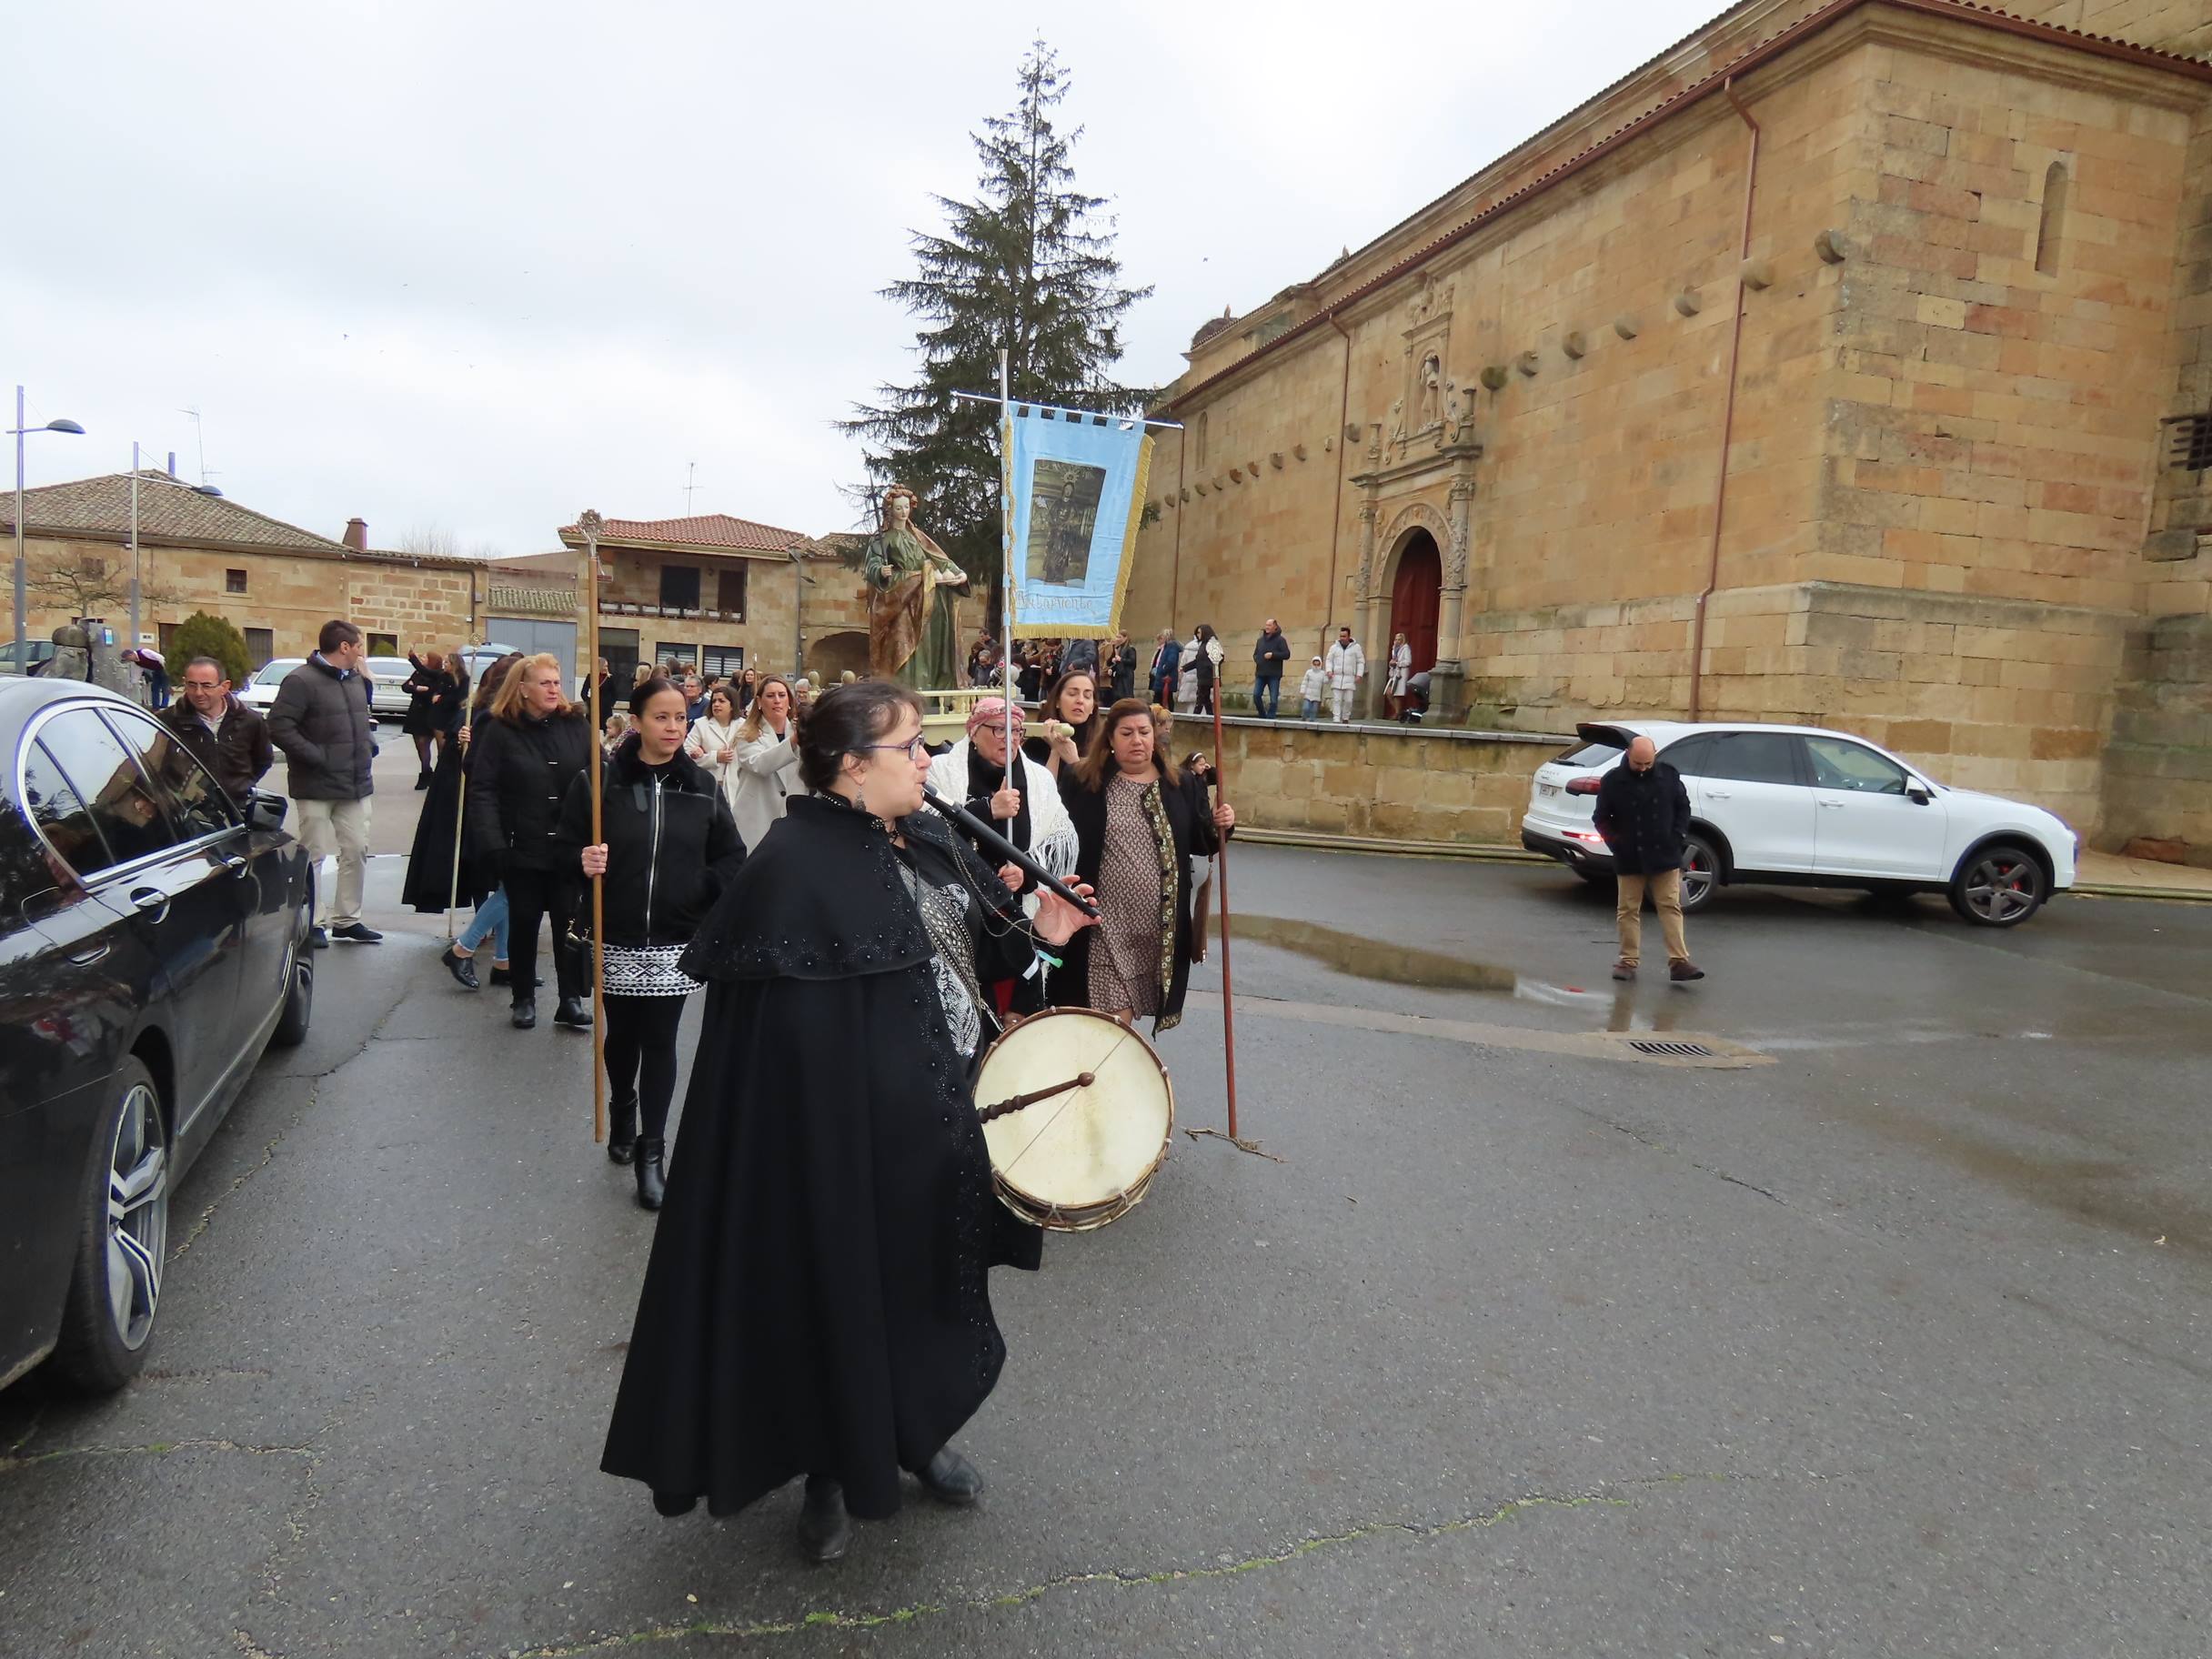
[1562,330,1587,359]
[1269,451,1284,470]
[1815,229,1850,264]
[1614,315,1640,340]
[1292,442,1308,461]
[1674,288,1702,317]
[1229,467,1244,483]
[1740,256,1774,290]
[1478,364,1510,391]
[1515,350,1540,377]
[1194,481,1210,497]
[1247,459,1262,478]
[1343,422,1362,444]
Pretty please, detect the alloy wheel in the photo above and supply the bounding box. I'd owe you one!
[106,1082,168,1351]
[1963,852,2042,923]
[1681,840,1717,910]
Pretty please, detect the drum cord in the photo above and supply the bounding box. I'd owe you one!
[998,1024,1141,1179]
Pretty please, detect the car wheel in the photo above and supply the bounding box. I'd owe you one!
[1949,844,2046,927]
[53,1057,168,1393]
[1678,833,1720,913]
[271,931,313,1048]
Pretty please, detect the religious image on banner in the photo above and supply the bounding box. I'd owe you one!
[1007,405,1152,638]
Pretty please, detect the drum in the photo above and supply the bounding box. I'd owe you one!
[973,1008,1174,1232]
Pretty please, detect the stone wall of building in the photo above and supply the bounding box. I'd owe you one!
[1211,718,1564,844]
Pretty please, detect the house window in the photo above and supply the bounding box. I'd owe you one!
[245,628,274,668]
[700,645,745,679]
[1195,412,1209,468]
[225,568,246,594]
[655,642,699,674]
[2166,414,2212,472]
[659,564,701,610]
[717,565,747,618]
[2035,161,2069,277]
[367,633,397,655]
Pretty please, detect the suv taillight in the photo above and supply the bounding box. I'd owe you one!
[1565,776,1601,795]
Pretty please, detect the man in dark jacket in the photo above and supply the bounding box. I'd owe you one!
[1591,735,1704,983]
[1252,618,1292,718]
[267,619,380,946]
[159,656,274,804]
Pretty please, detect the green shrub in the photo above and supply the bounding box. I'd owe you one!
[166,611,252,688]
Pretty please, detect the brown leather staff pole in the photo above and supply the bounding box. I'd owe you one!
[1209,680,1239,1140]
[578,509,608,1146]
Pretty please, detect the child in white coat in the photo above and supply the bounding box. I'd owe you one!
[1298,656,1328,720]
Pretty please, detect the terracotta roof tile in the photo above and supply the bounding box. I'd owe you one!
[0,471,352,552]
[558,512,812,552]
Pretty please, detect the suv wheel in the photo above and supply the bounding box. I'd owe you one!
[53,1057,168,1392]
[1949,844,2046,927]
[1678,833,1720,914]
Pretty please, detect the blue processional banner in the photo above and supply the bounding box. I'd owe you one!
[1005,404,1153,638]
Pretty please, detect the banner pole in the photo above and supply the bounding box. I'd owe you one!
[1210,689,1240,1140]
[1000,347,1015,762]
[579,509,608,1147]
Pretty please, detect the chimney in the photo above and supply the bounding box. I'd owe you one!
[342,518,368,551]
[166,452,177,478]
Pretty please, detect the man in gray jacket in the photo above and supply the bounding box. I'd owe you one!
[267,619,381,945]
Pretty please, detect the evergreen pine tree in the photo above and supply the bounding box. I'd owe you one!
[841,41,1151,630]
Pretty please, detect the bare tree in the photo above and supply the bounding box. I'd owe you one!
[399,524,463,559]
[27,550,179,618]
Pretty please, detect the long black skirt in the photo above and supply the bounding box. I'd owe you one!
[399,739,493,913]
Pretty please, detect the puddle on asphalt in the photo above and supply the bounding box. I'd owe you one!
[1236,915,1683,1032]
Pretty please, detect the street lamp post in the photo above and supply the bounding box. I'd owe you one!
[127,440,222,650]
[11,385,86,668]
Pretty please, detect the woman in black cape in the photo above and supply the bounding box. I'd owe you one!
[399,652,510,920]
[601,679,1096,1563]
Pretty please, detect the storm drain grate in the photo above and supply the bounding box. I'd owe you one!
[1628,1040,1718,1058]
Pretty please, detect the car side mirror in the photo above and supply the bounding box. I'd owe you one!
[246,790,289,831]
[1906,785,1932,806]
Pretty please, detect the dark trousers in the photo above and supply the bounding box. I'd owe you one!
[501,864,584,1005]
[1195,676,1216,714]
[604,993,686,1141]
[1252,673,1282,718]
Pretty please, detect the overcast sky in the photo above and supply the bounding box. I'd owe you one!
[10,0,1722,558]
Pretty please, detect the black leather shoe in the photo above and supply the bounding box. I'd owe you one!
[440,947,479,990]
[308,927,330,950]
[554,995,592,1029]
[635,1138,666,1211]
[607,1094,638,1164]
[797,1477,851,1563]
[331,922,383,943]
[488,967,542,989]
[511,999,537,1030]
[917,1446,983,1505]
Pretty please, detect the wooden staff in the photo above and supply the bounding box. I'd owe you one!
[444,627,482,942]
[1209,687,1239,1139]
[579,509,608,1145]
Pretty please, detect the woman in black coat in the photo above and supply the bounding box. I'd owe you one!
[561,679,745,1208]
[600,680,1096,1563]
[1054,698,1234,1032]
[466,652,597,1031]
[399,649,456,787]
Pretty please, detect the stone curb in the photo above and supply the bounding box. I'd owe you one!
[1232,827,2212,904]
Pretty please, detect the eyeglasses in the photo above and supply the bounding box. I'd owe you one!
[859,736,930,762]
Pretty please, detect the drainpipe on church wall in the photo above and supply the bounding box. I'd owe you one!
[1322,312,1354,656]
[1689,75,1762,723]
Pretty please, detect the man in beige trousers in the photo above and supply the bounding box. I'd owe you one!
[1591,734,1705,983]
[267,619,381,947]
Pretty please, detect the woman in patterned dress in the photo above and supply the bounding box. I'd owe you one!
[562,678,745,1209]
[1055,698,1235,1032]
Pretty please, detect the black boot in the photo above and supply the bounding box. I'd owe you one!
[607,1093,638,1164]
[634,1138,666,1211]
[511,998,537,1030]
[554,995,592,1029]
[796,1475,851,1563]
[414,769,433,790]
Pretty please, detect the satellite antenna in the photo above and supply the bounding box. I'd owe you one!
[177,407,216,486]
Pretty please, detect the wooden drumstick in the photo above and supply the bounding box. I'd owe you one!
[978,1071,1095,1124]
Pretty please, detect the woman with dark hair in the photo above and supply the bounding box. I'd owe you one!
[602,679,1095,1563]
[1021,668,1099,778]
[408,651,515,983]
[1188,623,1223,715]
[400,649,456,787]
[562,679,744,1209]
[1057,697,1235,1031]
[468,652,597,1030]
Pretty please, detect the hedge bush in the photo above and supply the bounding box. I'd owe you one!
[166,611,253,688]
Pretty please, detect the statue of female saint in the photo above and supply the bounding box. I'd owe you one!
[862,485,968,689]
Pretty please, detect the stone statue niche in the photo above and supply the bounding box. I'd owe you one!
[1418,354,1443,430]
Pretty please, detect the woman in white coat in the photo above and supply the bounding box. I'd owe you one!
[682,685,743,805]
[721,674,801,851]
[926,698,1078,1014]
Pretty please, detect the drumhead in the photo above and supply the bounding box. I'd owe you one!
[975,1009,1174,1232]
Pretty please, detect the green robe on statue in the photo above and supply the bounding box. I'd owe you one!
[863,523,965,690]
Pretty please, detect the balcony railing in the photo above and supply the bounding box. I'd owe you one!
[599,600,746,623]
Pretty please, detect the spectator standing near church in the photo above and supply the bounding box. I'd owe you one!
[1252,618,1291,719]
[1298,655,1328,719]
[1593,735,1704,985]
[267,619,380,946]
[1323,627,1367,724]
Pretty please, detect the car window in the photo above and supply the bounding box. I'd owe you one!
[256,660,301,686]
[1805,735,1909,795]
[101,707,240,840]
[30,709,180,871]
[1553,739,1624,769]
[1705,731,1803,786]
[18,740,114,880]
[1659,735,1714,777]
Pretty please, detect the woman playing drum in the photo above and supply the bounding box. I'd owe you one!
[600,680,1094,1564]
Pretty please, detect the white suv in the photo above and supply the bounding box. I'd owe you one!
[1520,720,2078,927]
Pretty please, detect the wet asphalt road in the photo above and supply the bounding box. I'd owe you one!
[3,751,2209,1656]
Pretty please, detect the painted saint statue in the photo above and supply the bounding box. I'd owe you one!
[862,486,968,689]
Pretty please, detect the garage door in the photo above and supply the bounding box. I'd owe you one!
[484,618,577,693]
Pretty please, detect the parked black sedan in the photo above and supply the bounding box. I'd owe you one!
[0,679,314,1393]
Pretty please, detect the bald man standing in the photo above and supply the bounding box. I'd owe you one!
[1591,735,1704,982]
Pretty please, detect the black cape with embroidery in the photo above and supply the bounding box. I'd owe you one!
[600,792,1042,1522]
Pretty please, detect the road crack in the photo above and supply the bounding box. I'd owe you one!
[0,1436,317,1475]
